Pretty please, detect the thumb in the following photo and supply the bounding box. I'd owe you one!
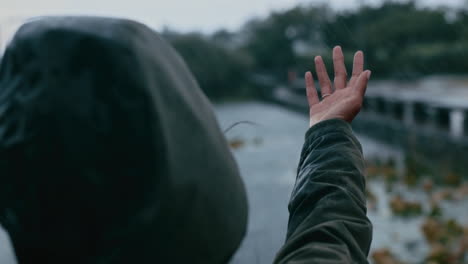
[354,70,371,96]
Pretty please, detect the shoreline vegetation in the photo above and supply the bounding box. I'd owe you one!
[366,157,468,264]
[162,1,468,101]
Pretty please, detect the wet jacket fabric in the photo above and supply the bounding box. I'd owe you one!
[274,119,373,264]
[0,17,248,263]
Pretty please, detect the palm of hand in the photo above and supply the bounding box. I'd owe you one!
[306,46,371,127]
[310,88,363,126]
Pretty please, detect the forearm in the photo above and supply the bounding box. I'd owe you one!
[274,119,372,263]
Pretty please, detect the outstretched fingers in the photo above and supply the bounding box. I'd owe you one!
[305,71,319,107]
[349,51,364,87]
[314,56,333,97]
[333,46,347,90]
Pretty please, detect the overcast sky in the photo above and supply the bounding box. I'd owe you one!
[0,0,466,33]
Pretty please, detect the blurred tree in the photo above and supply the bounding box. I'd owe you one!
[321,1,464,77]
[161,1,468,100]
[163,32,254,100]
[242,5,331,80]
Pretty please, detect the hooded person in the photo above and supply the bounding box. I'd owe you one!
[0,17,248,263]
[0,17,372,264]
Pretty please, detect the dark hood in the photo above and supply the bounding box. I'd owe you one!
[0,17,247,263]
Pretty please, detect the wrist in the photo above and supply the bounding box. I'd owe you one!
[309,116,347,128]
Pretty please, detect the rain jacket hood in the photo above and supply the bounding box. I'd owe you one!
[0,16,248,263]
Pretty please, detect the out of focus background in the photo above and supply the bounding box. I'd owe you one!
[1,0,468,263]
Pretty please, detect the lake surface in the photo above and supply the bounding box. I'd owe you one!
[216,102,467,264]
[0,101,465,263]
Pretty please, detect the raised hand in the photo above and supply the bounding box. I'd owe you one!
[306,46,371,127]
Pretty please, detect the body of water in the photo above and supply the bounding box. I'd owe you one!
[216,102,467,264]
[0,101,465,264]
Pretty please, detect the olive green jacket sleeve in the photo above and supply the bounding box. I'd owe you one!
[274,119,372,264]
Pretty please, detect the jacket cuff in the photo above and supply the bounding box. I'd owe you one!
[305,119,353,141]
[299,119,360,167]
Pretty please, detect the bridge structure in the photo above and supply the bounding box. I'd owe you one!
[269,75,468,179]
[273,75,468,139]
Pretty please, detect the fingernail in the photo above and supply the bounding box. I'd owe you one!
[367,71,372,79]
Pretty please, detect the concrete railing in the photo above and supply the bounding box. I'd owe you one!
[269,79,468,178]
[272,77,468,140]
[362,96,467,138]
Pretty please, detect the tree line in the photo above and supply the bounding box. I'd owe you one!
[162,1,468,100]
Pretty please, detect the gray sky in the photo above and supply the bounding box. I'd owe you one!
[0,0,466,33]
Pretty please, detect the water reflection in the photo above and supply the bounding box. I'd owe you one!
[216,102,467,264]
